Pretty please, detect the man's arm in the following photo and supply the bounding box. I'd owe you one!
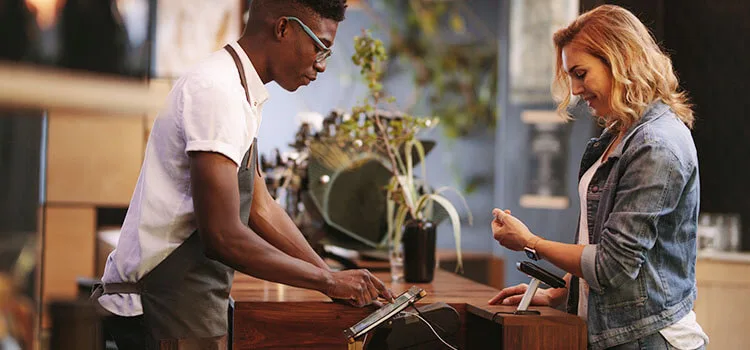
[189,151,392,306]
[247,167,330,271]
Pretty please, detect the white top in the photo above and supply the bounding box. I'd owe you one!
[577,149,708,349]
[98,41,269,316]
[576,150,603,319]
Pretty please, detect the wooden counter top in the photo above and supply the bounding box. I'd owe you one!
[229,269,586,349]
[231,269,497,304]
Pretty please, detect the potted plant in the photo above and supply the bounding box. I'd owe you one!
[345,30,473,282]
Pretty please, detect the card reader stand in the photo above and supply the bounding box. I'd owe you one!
[514,277,542,315]
[513,261,567,315]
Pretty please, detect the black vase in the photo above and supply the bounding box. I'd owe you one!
[402,219,436,283]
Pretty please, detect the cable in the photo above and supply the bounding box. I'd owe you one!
[405,303,459,350]
[410,313,458,350]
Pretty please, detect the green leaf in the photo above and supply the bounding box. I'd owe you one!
[434,186,473,226]
[418,194,464,273]
[393,204,410,244]
[386,193,395,248]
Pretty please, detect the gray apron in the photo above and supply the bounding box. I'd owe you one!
[94,44,259,349]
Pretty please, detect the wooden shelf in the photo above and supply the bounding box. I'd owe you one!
[0,62,170,116]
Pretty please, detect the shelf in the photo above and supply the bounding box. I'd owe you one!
[0,62,171,116]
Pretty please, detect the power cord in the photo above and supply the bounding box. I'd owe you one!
[404,303,459,350]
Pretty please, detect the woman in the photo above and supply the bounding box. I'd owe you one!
[490,5,708,350]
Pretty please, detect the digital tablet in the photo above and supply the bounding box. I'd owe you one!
[343,286,427,343]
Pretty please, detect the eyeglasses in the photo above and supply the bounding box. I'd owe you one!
[284,16,332,63]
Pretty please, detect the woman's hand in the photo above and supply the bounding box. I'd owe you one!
[491,208,536,251]
[488,283,566,307]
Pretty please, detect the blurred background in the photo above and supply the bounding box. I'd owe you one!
[1,0,748,348]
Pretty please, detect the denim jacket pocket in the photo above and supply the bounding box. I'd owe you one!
[598,275,648,310]
[596,276,649,330]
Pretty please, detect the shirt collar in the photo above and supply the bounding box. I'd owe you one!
[228,41,270,108]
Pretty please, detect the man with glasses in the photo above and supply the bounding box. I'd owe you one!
[94,0,393,348]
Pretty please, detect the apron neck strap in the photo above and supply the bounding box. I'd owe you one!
[224,44,251,104]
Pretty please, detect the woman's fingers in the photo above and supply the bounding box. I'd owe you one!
[500,294,524,305]
[488,284,528,304]
[488,292,505,305]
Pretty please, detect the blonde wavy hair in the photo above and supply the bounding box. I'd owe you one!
[551,5,694,131]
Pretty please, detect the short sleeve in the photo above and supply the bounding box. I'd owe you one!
[180,75,246,167]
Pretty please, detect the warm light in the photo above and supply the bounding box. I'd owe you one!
[25,0,63,30]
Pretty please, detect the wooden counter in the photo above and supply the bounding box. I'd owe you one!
[695,253,750,349]
[467,304,587,349]
[229,269,586,349]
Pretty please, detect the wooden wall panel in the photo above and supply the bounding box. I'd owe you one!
[46,110,143,206]
[695,258,750,349]
[42,205,96,303]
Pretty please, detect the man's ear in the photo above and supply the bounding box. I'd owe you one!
[273,17,288,41]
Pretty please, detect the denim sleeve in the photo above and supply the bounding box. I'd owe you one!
[581,142,688,293]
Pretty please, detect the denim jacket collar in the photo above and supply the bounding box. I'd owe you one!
[579,101,671,179]
[606,101,671,160]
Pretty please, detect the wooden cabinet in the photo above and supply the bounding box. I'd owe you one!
[694,254,750,349]
[39,78,172,329]
[41,108,152,327]
[46,110,144,206]
[42,206,96,308]
[42,206,96,301]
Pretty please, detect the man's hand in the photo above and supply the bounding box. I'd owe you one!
[488,283,566,307]
[324,269,394,307]
[491,208,536,251]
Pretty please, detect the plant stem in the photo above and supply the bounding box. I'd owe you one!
[371,104,417,219]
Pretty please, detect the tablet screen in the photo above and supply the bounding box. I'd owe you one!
[345,286,425,340]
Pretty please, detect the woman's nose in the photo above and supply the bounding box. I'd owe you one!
[570,79,584,95]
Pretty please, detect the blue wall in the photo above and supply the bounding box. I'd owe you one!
[493,0,593,286]
[257,10,374,157]
[257,6,498,254]
[258,2,594,287]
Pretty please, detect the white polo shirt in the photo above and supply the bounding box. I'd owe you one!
[98,41,269,316]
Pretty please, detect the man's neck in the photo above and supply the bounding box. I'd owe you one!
[238,35,271,84]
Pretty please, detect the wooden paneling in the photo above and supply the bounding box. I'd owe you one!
[695,257,750,349]
[42,205,96,303]
[46,110,143,206]
[468,304,587,350]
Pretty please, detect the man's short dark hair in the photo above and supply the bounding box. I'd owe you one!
[295,0,347,22]
[249,0,347,22]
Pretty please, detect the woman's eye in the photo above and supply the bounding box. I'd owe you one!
[575,71,586,79]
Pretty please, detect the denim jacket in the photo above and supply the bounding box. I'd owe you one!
[566,101,700,349]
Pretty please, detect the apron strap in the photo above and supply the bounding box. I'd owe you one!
[224,44,259,172]
[240,138,254,169]
[102,281,143,294]
[224,44,251,104]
